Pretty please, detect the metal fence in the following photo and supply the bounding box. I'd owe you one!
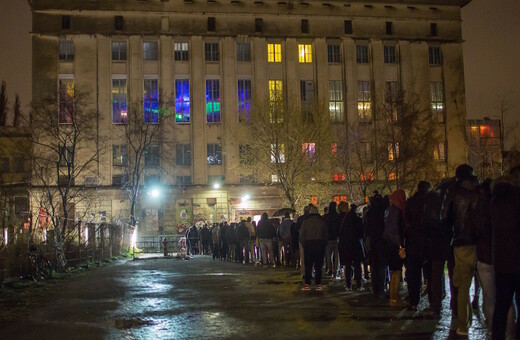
[135,235,182,254]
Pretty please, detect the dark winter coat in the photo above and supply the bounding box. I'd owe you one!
[475,181,492,265]
[300,213,329,247]
[423,188,451,261]
[490,177,520,273]
[405,190,429,262]
[257,217,276,239]
[226,224,237,245]
[237,221,250,242]
[200,226,211,243]
[338,209,365,264]
[323,202,340,241]
[363,195,388,251]
[443,177,481,246]
[383,205,405,248]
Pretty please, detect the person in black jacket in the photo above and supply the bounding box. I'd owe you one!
[404,181,431,311]
[491,166,520,340]
[443,164,480,336]
[364,193,389,300]
[339,203,365,290]
[257,212,276,267]
[200,223,211,255]
[323,201,340,278]
[300,205,328,291]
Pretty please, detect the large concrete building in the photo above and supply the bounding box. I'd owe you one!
[30,0,470,236]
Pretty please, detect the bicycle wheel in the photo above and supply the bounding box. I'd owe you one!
[38,257,52,279]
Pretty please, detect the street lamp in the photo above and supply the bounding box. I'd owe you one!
[213,183,220,190]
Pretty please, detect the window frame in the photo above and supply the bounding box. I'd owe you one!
[175,78,190,124]
[429,46,442,66]
[112,144,128,166]
[238,79,252,121]
[430,81,445,122]
[267,43,282,63]
[206,79,221,123]
[384,45,397,64]
[176,144,192,166]
[58,76,74,124]
[144,77,159,124]
[207,143,222,165]
[111,41,127,61]
[174,42,189,61]
[357,80,372,122]
[144,144,160,167]
[59,39,74,62]
[205,42,220,62]
[356,45,369,64]
[298,44,312,63]
[112,76,128,124]
[236,42,251,62]
[143,40,159,61]
[329,80,344,123]
[327,44,341,63]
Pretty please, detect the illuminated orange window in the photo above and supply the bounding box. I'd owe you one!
[389,172,396,180]
[361,172,374,181]
[311,196,318,206]
[331,143,337,156]
[333,173,346,182]
[333,196,340,205]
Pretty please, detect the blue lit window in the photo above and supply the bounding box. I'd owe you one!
[144,79,159,124]
[206,79,220,123]
[238,79,251,122]
[112,78,127,124]
[175,79,190,123]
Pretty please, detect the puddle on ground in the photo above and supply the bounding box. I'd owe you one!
[114,318,153,329]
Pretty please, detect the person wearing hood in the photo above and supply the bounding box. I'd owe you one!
[323,201,340,278]
[383,189,407,307]
[300,205,329,291]
[442,164,480,336]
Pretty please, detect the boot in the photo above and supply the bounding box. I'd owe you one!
[389,271,405,307]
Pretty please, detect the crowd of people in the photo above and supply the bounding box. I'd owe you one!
[182,163,520,339]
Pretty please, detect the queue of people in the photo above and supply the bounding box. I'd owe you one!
[181,163,520,339]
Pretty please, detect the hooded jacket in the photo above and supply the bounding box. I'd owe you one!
[300,213,329,247]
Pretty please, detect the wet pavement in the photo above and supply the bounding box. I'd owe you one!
[1,255,490,339]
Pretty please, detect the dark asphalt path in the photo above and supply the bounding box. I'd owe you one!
[1,255,489,339]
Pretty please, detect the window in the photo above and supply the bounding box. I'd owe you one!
[356,45,368,63]
[176,144,191,165]
[1,157,10,173]
[255,18,263,33]
[344,20,353,34]
[431,23,438,37]
[268,43,281,63]
[388,143,400,161]
[145,174,161,186]
[360,172,374,182]
[384,45,396,64]
[59,145,74,167]
[115,15,123,31]
[205,42,219,61]
[112,174,127,187]
[59,39,74,61]
[59,77,74,124]
[237,42,251,62]
[271,174,280,183]
[145,144,160,167]
[357,81,371,122]
[175,79,190,123]
[206,79,221,123]
[429,46,441,65]
[328,44,340,63]
[62,15,70,30]
[300,80,314,118]
[311,196,318,206]
[301,19,309,34]
[208,17,216,32]
[302,143,316,161]
[112,41,127,61]
[112,78,127,124]
[386,22,393,35]
[271,144,285,163]
[331,143,337,156]
[329,80,343,123]
[433,141,446,161]
[430,82,445,122]
[268,80,283,123]
[385,81,399,121]
[298,44,312,63]
[174,42,189,61]
[207,144,222,165]
[239,144,253,166]
[360,142,372,162]
[113,144,128,166]
[238,79,252,121]
[333,195,348,205]
[176,176,192,185]
[144,78,159,124]
[208,175,224,185]
[333,173,346,182]
[143,41,158,61]
[13,157,25,173]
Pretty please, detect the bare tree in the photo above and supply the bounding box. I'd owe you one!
[13,94,21,127]
[238,97,335,210]
[28,87,104,271]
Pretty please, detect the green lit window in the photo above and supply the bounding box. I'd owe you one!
[206,79,220,123]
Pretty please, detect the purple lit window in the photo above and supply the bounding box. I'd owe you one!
[175,79,190,123]
[112,79,127,124]
[206,79,220,123]
[238,79,251,122]
[144,79,159,124]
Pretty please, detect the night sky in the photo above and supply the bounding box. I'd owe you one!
[0,0,518,140]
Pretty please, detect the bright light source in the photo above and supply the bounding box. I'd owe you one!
[131,228,137,249]
[213,183,220,189]
[150,189,160,197]
[242,194,250,202]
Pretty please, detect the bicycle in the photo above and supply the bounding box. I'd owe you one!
[27,245,52,280]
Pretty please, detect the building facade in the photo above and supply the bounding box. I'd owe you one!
[31,0,470,235]
[467,117,503,179]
